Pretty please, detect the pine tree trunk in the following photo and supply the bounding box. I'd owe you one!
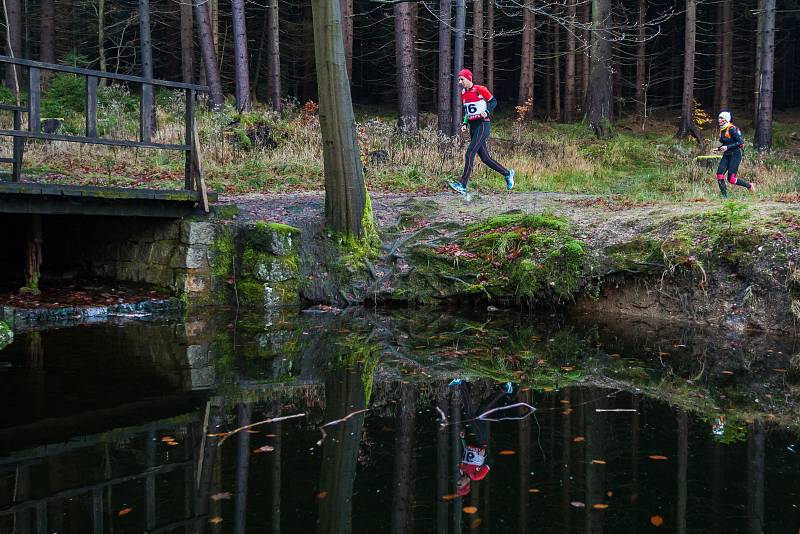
[635,0,646,116]
[180,0,194,84]
[713,2,723,112]
[676,0,703,147]
[4,0,22,90]
[581,1,590,103]
[754,0,775,151]
[194,0,224,109]
[517,0,535,117]
[437,0,452,134]
[231,0,251,112]
[584,0,613,137]
[719,0,733,110]
[452,0,466,135]
[267,0,282,112]
[98,0,106,82]
[553,17,561,120]
[395,1,418,133]
[312,0,367,236]
[472,0,484,81]
[139,0,156,136]
[754,0,764,127]
[565,0,576,121]
[40,0,55,84]
[487,0,494,90]
[339,0,353,78]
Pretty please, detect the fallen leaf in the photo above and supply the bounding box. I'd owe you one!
[562,408,574,416]
[570,501,586,508]
[265,434,277,437]
[160,436,175,442]
[253,445,275,454]
[573,436,585,442]
[592,503,609,509]
[207,433,229,438]
[316,491,328,500]
[722,370,734,375]
[543,387,554,392]
[166,441,179,446]
[591,459,606,465]
[528,488,540,493]
[648,455,669,461]
[470,518,482,528]
[498,450,516,455]
[561,366,576,371]
[773,368,787,373]
[210,492,232,501]
[651,515,664,527]
[245,430,260,434]
[117,507,133,516]
[606,490,614,497]
[209,517,224,525]
[441,494,459,501]
[658,352,670,357]
[560,400,570,404]
[463,506,478,515]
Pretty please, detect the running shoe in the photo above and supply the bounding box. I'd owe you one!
[505,169,515,191]
[449,181,468,195]
[448,378,465,387]
[502,382,515,395]
[749,183,756,193]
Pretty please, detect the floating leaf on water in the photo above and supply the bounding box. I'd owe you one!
[650,515,664,527]
[209,516,224,525]
[316,491,328,500]
[462,506,478,515]
[560,400,570,404]
[722,370,734,375]
[528,488,540,493]
[562,408,573,416]
[498,450,516,455]
[166,441,179,446]
[210,492,232,501]
[648,455,669,461]
[610,353,621,358]
[592,503,609,510]
[543,387,554,392]
[441,494,459,501]
[265,434,277,437]
[573,436,585,442]
[570,501,586,508]
[254,445,275,454]
[117,507,133,516]
[245,430,260,434]
[470,518,482,528]
[591,459,606,465]
[207,433,229,438]
[160,436,175,442]
[658,352,670,357]
[773,368,787,373]
[606,490,614,497]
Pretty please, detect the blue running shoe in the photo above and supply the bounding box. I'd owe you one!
[502,382,515,395]
[505,169,515,191]
[449,181,468,195]
[448,378,465,387]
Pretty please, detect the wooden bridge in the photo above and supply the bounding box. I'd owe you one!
[0,57,220,292]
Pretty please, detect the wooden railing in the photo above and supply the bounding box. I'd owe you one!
[0,56,208,191]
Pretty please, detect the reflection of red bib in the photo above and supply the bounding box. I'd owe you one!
[461,85,493,121]
[459,444,490,480]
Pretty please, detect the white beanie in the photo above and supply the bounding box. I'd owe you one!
[718,111,732,123]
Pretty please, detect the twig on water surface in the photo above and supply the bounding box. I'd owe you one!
[316,409,370,446]
[217,413,306,444]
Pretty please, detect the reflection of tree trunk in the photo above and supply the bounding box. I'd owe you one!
[13,466,31,532]
[711,439,723,533]
[585,390,606,534]
[630,396,640,533]
[272,401,282,534]
[146,429,157,530]
[561,390,572,533]
[391,383,417,533]
[747,421,765,534]
[676,409,688,534]
[436,396,449,534]
[450,388,463,534]
[317,369,367,534]
[234,404,252,534]
[519,389,531,531]
[196,414,221,530]
[482,419,491,533]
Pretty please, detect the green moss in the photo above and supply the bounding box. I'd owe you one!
[262,221,300,236]
[605,238,663,272]
[0,321,12,350]
[213,204,240,220]
[211,227,235,277]
[238,279,267,307]
[334,191,381,271]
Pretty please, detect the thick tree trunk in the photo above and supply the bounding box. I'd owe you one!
[565,0,576,121]
[584,0,613,137]
[4,0,22,90]
[754,0,764,127]
[390,383,417,534]
[452,0,466,135]
[472,0,484,81]
[40,0,55,84]
[719,0,733,110]
[231,0,251,112]
[339,0,353,78]
[553,17,561,120]
[98,0,106,80]
[675,0,703,147]
[437,0,452,134]
[754,0,775,151]
[267,0,282,112]
[194,0,224,109]
[312,0,367,236]
[395,1,418,133]
[635,0,646,116]
[581,1,590,103]
[517,0,535,117]
[139,0,156,136]
[180,0,194,85]
[486,0,494,89]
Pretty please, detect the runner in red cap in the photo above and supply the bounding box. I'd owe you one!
[449,68,515,196]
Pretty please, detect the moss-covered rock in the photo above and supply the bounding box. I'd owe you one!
[0,321,12,350]
[242,221,301,256]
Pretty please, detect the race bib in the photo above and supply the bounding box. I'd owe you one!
[463,99,487,120]
[463,445,487,466]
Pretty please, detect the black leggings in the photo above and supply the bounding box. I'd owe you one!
[460,120,509,187]
[716,150,750,195]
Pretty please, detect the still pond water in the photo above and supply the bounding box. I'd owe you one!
[1,307,799,533]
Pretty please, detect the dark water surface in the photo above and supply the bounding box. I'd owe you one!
[1,308,799,533]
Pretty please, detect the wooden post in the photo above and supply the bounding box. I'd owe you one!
[12,108,23,181]
[192,121,209,213]
[86,76,98,138]
[29,67,41,133]
[185,88,195,190]
[23,214,42,294]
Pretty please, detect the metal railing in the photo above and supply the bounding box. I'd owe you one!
[0,56,208,190]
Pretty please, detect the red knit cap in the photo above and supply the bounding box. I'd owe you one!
[458,68,473,82]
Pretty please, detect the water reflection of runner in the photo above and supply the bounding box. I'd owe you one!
[450,379,516,496]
